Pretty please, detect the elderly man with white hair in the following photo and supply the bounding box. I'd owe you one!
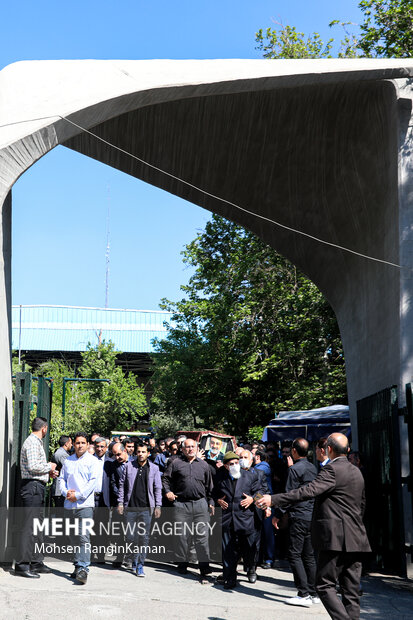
[213,451,265,589]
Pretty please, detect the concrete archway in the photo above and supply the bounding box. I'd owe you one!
[1,59,413,536]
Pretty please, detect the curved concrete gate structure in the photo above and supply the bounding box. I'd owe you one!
[1,58,413,564]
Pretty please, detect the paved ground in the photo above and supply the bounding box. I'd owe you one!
[0,561,412,620]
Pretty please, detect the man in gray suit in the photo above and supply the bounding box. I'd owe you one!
[256,433,371,620]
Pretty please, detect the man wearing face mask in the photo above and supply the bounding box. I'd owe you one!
[213,451,264,589]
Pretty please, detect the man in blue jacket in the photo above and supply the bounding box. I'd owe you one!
[118,442,162,577]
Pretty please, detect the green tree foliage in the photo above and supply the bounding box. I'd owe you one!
[358,0,413,57]
[255,21,360,59]
[256,1,413,61]
[247,426,266,444]
[150,216,347,436]
[255,24,335,58]
[79,341,147,435]
[22,341,147,451]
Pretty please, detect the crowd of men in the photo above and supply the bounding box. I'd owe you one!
[16,418,370,620]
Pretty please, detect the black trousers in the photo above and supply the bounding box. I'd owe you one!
[222,525,256,582]
[174,498,210,572]
[288,518,317,597]
[316,550,362,620]
[15,479,46,571]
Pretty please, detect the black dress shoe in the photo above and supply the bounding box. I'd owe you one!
[70,568,79,579]
[247,570,257,584]
[224,579,237,589]
[32,564,52,574]
[14,569,40,579]
[177,563,188,575]
[215,574,225,584]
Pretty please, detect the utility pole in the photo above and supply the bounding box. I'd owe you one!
[105,184,110,309]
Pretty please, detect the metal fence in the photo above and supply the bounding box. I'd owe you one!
[357,386,406,576]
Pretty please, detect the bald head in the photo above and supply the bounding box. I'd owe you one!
[327,433,349,457]
[292,438,309,458]
[240,450,253,469]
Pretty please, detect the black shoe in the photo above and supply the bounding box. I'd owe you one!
[199,575,209,585]
[70,567,79,579]
[215,574,225,584]
[224,579,237,589]
[247,570,257,584]
[177,563,188,575]
[200,563,212,575]
[32,564,52,574]
[14,569,40,579]
[76,569,88,584]
[112,561,122,568]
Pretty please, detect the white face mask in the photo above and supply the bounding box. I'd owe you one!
[229,463,241,478]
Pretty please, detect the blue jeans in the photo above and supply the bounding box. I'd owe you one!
[125,508,152,566]
[65,507,94,572]
[262,514,275,562]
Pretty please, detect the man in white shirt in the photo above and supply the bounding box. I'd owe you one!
[59,431,99,584]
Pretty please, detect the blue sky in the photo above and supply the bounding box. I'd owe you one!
[1,1,362,311]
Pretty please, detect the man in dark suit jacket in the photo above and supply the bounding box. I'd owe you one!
[256,433,371,620]
[213,451,264,589]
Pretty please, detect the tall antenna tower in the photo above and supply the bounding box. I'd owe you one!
[105,184,110,309]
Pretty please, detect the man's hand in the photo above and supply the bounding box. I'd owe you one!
[50,469,59,479]
[209,504,215,516]
[48,462,56,472]
[265,507,272,518]
[66,489,77,503]
[117,505,124,515]
[254,494,272,509]
[215,461,223,468]
[197,448,206,460]
[154,507,161,519]
[240,493,253,508]
[272,515,280,530]
[166,491,177,502]
[217,495,228,510]
[287,456,294,468]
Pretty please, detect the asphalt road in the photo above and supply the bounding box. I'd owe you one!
[1,560,412,620]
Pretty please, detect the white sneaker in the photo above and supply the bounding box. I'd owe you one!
[285,595,313,607]
[312,596,321,604]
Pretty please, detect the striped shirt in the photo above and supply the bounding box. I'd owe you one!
[20,433,50,482]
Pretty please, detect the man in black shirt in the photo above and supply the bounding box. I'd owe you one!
[118,443,162,577]
[162,438,214,582]
[273,438,318,607]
